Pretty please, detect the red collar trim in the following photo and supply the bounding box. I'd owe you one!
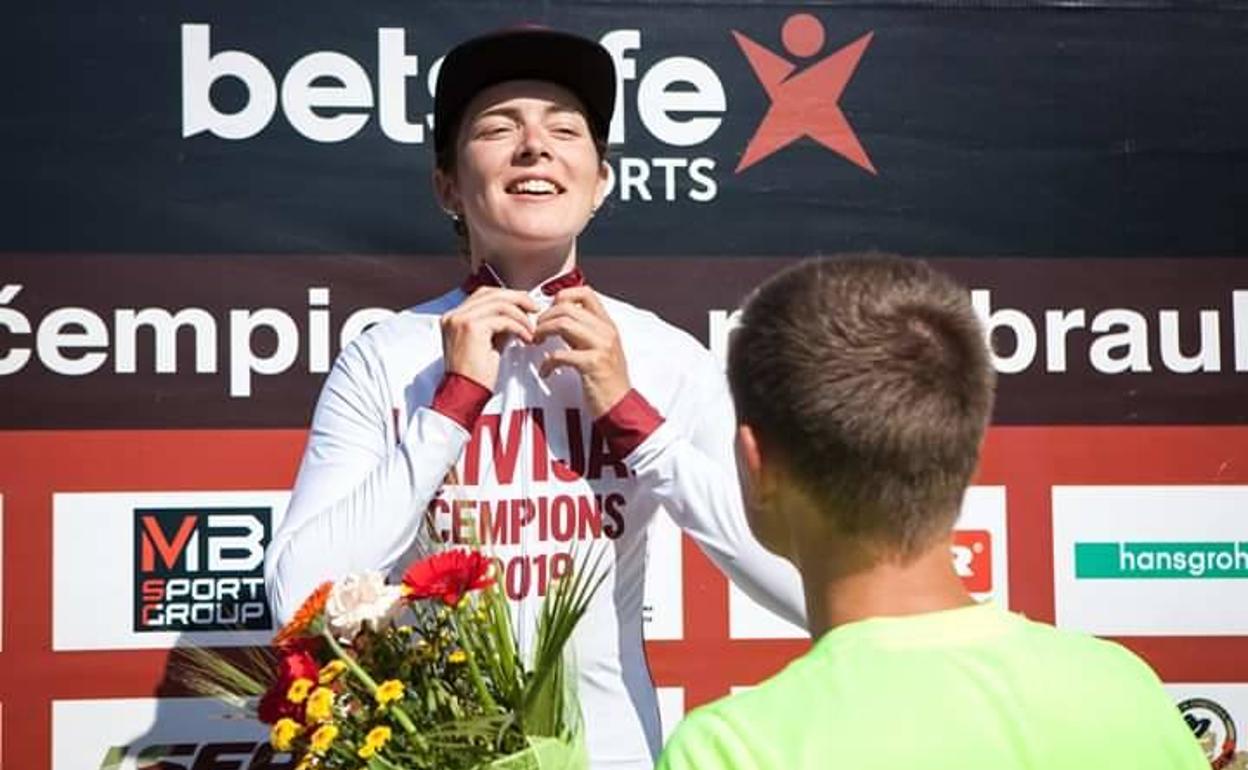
[461,264,587,296]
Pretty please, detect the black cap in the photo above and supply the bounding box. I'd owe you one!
[433,26,616,158]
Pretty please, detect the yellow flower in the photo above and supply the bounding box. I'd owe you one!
[294,756,317,770]
[270,718,301,751]
[286,677,314,704]
[375,679,404,707]
[305,686,335,723]
[317,660,347,685]
[360,725,392,757]
[309,723,339,755]
[447,649,467,664]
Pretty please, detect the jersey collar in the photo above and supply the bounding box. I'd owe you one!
[461,263,587,297]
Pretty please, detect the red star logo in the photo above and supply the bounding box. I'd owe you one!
[733,14,876,175]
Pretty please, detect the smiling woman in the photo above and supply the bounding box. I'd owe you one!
[264,25,808,770]
[434,79,610,281]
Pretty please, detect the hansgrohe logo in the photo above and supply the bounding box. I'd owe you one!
[1075,542,1248,579]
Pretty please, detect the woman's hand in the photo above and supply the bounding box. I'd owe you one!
[534,287,631,418]
[440,287,537,390]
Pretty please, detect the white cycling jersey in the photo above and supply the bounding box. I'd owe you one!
[265,265,806,770]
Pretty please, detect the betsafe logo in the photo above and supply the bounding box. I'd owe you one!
[179,14,876,201]
[732,13,875,174]
[134,507,272,632]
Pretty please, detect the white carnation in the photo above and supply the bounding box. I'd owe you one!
[324,571,405,641]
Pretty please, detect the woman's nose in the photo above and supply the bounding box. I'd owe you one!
[514,124,551,162]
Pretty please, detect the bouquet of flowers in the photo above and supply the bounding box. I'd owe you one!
[178,547,606,770]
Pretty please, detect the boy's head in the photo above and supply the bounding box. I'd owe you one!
[727,255,995,561]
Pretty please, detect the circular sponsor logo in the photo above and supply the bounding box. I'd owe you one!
[1179,697,1240,769]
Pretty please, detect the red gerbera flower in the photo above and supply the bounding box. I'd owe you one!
[257,648,320,724]
[402,549,495,606]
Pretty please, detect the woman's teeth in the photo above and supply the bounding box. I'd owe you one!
[511,179,558,194]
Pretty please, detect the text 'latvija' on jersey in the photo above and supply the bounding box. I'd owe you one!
[265,266,806,770]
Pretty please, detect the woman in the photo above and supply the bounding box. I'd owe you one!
[265,26,805,770]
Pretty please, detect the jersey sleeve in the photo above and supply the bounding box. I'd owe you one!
[264,339,477,624]
[608,352,808,630]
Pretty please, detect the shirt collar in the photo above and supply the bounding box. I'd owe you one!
[460,263,587,297]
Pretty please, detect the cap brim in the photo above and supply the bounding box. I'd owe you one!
[434,28,616,157]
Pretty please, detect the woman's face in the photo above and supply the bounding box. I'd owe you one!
[436,80,609,258]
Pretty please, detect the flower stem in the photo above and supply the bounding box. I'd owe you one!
[452,609,498,713]
[320,630,419,737]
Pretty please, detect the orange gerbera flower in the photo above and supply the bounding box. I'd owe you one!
[273,581,333,646]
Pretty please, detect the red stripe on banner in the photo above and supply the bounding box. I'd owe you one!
[1,427,1247,766]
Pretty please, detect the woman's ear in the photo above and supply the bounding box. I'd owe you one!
[433,167,461,216]
[592,159,611,211]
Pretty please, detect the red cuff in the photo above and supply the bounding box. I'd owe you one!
[431,373,491,431]
[595,389,664,460]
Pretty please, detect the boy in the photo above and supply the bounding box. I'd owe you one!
[657,255,1206,769]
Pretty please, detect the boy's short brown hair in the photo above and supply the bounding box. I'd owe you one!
[727,255,995,556]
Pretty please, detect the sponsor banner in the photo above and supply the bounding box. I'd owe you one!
[1053,485,1248,636]
[643,509,684,641]
[53,491,289,650]
[3,256,1247,428]
[952,486,1009,605]
[1166,684,1248,770]
[0,493,4,653]
[53,697,284,770]
[656,686,685,744]
[6,4,1246,256]
[728,485,1008,639]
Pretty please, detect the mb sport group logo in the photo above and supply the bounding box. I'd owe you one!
[134,507,273,632]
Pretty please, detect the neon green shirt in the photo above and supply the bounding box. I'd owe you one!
[656,603,1205,770]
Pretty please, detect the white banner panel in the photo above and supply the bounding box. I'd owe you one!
[643,509,684,640]
[53,491,290,650]
[53,697,283,770]
[656,686,686,744]
[1053,485,1248,636]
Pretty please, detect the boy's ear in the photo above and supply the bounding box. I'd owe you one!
[737,424,765,484]
[736,424,793,558]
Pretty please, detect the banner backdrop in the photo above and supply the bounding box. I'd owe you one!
[2,2,1247,768]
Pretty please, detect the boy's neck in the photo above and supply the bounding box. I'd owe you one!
[798,535,975,638]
